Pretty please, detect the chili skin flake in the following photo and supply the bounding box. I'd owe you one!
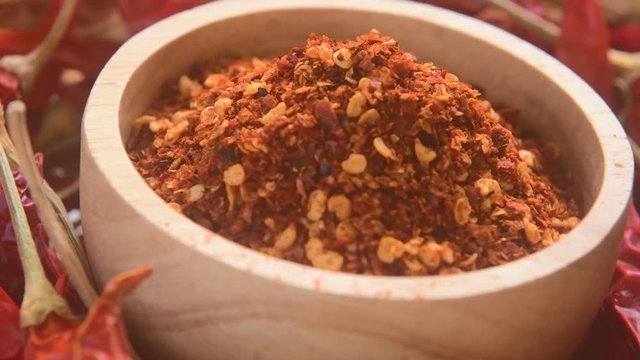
[127,31,580,276]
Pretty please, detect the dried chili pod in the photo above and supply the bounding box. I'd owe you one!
[555,0,616,107]
[0,285,23,360]
[24,267,151,360]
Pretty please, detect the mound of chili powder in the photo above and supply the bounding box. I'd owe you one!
[127,31,580,275]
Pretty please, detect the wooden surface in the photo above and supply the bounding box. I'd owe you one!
[80,1,633,359]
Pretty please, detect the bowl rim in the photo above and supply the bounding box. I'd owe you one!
[82,0,633,301]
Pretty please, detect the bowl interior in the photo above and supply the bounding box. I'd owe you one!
[119,6,602,210]
[87,0,632,300]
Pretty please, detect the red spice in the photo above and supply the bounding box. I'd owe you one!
[127,31,580,276]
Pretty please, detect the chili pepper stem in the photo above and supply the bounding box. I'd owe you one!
[0,0,79,92]
[484,0,558,42]
[7,101,99,307]
[0,102,96,289]
[0,102,71,327]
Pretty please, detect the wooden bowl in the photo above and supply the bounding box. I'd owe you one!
[80,1,633,359]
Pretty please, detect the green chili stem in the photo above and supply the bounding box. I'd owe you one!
[0,102,71,327]
[7,101,98,308]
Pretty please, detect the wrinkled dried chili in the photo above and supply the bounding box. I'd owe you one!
[0,285,22,360]
[555,0,616,107]
[24,267,150,360]
[128,31,580,276]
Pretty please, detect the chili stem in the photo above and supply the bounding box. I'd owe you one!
[0,103,95,289]
[0,0,79,92]
[0,103,71,327]
[484,0,559,42]
[7,101,98,306]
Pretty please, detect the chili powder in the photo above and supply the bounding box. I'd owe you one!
[127,31,580,276]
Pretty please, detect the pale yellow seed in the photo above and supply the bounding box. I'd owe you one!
[445,73,459,82]
[148,118,170,133]
[404,257,425,272]
[341,154,367,175]
[377,236,405,264]
[418,242,441,269]
[164,120,189,144]
[244,82,266,96]
[327,195,352,220]
[475,178,502,198]
[265,181,277,192]
[189,184,205,202]
[404,237,424,256]
[518,149,537,169]
[305,46,319,59]
[523,217,541,244]
[223,164,246,186]
[566,216,580,228]
[318,45,333,62]
[333,48,352,69]
[344,67,357,85]
[358,77,371,90]
[171,110,193,124]
[178,75,202,97]
[264,218,276,231]
[488,108,501,123]
[458,253,478,268]
[453,197,472,225]
[132,115,155,128]
[346,92,367,117]
[305,238,324,260]
[440,242,455,264]
[274,223,297,250]
[373,137,397,160]
[261,102,286,125]
[311,251,344,271]
[414,139,437,167]
[307,189,328,221]
[200,106,217,122]
[357,108,380,128]
[214,97,233,117]
[479,136,491,154]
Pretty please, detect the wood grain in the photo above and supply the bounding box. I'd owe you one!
[80,1,633,359]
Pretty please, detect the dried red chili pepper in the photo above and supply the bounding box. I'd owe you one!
[554,0,616,107]
[0,285,23,360]
[24,267,151,360]
[609,25,640,52]
[574,205,640,359]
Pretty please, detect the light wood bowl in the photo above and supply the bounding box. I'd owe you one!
[80,1,633,359]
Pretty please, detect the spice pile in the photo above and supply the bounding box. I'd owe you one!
[127,31,580,276]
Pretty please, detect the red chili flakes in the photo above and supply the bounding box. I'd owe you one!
[126,31,581,276]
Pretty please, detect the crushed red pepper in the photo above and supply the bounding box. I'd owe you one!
[126,31,580,276]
